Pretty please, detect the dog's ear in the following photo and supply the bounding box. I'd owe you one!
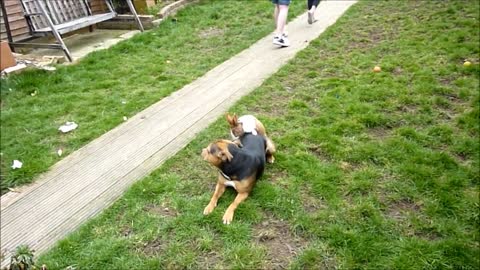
[226,113,237,127]
[217,149,233,162]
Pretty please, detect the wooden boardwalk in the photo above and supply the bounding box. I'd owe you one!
[0,1,356,266]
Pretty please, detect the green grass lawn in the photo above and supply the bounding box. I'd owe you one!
[0,0,306,194]
[14,0,480,269]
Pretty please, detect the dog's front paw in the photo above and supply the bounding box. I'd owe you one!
[203,204,216,215]
[222,210,234,225]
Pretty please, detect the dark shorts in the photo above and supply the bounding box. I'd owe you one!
[272,0,291,6]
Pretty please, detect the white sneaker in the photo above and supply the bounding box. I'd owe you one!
[273,35,281,45]
[308,11,314,24]
[273,35,290,47]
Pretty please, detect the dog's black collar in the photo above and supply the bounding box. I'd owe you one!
[219,170,231,181]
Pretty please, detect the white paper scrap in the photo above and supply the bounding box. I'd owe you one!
[12,160,23,169]
[58,122,78,133]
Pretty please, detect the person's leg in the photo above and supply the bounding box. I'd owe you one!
[275,4,289,36]
[272,0,290,47]
[274,4,279,29]
[307,0,321,24]
[307,0,320,10]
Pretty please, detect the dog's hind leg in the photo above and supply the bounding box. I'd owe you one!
[255,119,267,136]
[265,136,276,164]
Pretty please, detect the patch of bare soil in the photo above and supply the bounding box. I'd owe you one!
[345,26,397,52]
[266,169,289,186]
[198,27,224,38]
[307,145,331,162]
[384,198,440,240]
[196,251,223,269]
[253,214,308,269]
[300,190,326,214]
[393,66,403,75]
[138,239,166,257]
[386,198,421,221]
[367,127,391,140]
[120,226,134,238]
[144,202,178,218]
[438,77,453,86]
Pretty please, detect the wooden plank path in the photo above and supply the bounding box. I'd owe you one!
[0,1,356,266]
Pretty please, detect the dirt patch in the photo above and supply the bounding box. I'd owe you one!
[440,92,462,103]
[267,169,289,186]
[144,202,178,218]
[198,27,224,38]
[196,251,223,269]
[345,26,396,52]
[386,199,444,240]
[393,66,403,75]
[367,127,391,140]
[120,226,134,238]
[438,77,453,86]
[385,198,421,221]
[138,239,166,257]
[300,191,326,214]
[307,145,331,162]
[253,214,308,269]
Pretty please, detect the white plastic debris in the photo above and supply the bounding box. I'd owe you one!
[58,122,78,133]
[11,160,23,169]
[123,116,128,121]
[121,100,127,104]
[41,66,56,71]
[57,149,63,156]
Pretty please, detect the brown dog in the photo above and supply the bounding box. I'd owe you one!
[202,134,266,224]
[226,113,276,163]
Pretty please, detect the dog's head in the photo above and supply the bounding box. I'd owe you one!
[226,113,244,139]
[201,139,235,167]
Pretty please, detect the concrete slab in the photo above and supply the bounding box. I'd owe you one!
[0,1,357,267]
[21,29,140,62]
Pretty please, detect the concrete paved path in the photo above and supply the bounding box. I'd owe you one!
[0,1,356,266]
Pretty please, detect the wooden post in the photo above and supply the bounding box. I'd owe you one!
[126,0,144,32]
[0,0,14,44]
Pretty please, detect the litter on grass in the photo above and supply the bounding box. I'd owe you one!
[59,122,78,133]
[11,160,23,169]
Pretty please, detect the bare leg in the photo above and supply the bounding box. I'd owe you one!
[274,5,279,29]
[222,192,249,225]
[275,4,289,36]
[203,181,226,215]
